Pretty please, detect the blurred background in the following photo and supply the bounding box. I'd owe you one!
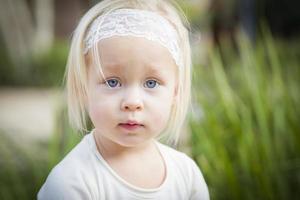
[0,0,299,199]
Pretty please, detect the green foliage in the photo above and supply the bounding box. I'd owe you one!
[175,0,210,30]
[47,102,84,170]
[31,41,69,87]
[0,41,68,87]
[0,133,48,199]
[190,30,300,199]
[0,103,82,199]
[0,26,299,200]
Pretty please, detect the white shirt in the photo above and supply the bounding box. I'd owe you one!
[38,131,209,200]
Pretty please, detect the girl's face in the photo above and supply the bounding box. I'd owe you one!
[86,36,178,148]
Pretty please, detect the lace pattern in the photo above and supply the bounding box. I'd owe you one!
[84,9,183,68]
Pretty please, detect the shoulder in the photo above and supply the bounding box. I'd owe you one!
[38,134,95,200]
[37,166,89,199]
[186,156,210,200]
[37,162,93,199]
[157,142,210,200]
[157,142,196,170]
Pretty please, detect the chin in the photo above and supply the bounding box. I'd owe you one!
[116,136,153,148]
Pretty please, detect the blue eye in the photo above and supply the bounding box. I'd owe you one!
[144,79,158,88]
[106,79,121,88]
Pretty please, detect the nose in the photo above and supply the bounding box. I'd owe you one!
[121,87,143,112]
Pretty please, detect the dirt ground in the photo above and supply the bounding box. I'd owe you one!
[0,87,191,154]
[0,87,63,145]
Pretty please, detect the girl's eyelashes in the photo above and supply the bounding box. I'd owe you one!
[144,79,159,88]
[103,78,160,88]
[105,78,121,88]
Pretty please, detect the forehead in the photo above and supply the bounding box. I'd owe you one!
[86,36,177,72]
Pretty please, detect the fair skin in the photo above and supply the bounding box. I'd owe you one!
[85,36,178,189]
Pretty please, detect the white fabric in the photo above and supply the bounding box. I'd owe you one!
[84,9,183,69]
[38,131,209,200]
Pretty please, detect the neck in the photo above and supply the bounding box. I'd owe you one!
[93,130,156,159]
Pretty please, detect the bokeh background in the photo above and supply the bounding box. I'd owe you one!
[0,0,299,199]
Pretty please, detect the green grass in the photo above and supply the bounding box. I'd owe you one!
[190,30,300,200]
[0,40,68,87]
[0,28,299,199]
[0,103,82,199]
[0,132,47,199]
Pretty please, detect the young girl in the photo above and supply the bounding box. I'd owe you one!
[38,0,209,199]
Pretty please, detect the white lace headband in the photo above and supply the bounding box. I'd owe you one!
[83,8,183,69]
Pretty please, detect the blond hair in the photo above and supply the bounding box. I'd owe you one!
[65,0,191,145]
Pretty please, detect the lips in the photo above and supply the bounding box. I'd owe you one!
[118,120,144,131]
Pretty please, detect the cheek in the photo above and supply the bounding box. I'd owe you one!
[87,96,117,126]
[88,103,105,127]
[149,93,174,126]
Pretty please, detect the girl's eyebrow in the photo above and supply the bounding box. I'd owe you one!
[146,64,160,72]
[145,64,170,75]
[102,63,122,72]
[101,62,170,76]
[146,69,163,77]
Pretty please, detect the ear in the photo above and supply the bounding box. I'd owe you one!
[172,82,179,105]
[173,68,179,101]
[83,87,90,112]
[174,84,178,97]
